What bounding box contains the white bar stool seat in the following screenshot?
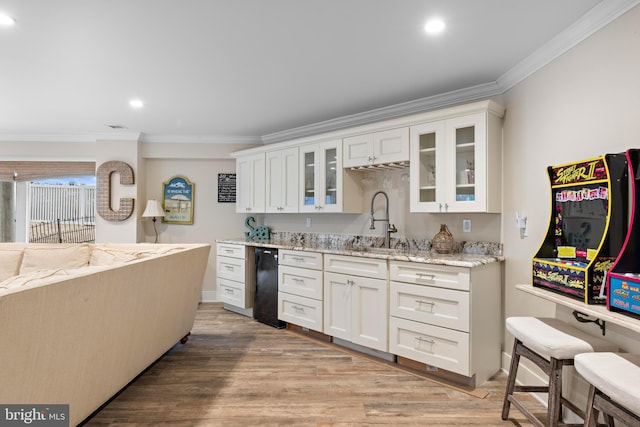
[502,317,618,427]
[574,352,640,426]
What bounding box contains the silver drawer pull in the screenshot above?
[415,336,436,353]
[224,265,235,271]
[292,277,305,283]
[415,299,435,308]
[293,256,306,262]
[292,305,306,313]
[224,249,234,253]
[224,288,234,294]
[416,272,435,280]
[347,279,355,286]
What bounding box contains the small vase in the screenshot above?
[432,224,454,254]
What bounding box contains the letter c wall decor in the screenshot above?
[96,160,135,221]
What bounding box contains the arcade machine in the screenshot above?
[608,149,640,317]
[532,153,628,304]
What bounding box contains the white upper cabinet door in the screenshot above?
[236,152,265,213]
[343,127,409,168]
[409,121,446,213]
[409,105,502,213]
[266,147,298,213]
[372,127,409,165]
[299,140,344,213]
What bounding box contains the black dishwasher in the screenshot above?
[254,247,285,328]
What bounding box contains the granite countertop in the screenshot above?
[217,232,504,268]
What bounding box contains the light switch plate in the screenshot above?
[462,219,471,233]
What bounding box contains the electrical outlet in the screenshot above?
[463,219,471,233]
[306,217,312,228]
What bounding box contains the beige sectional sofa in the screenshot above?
[0,242,210,426]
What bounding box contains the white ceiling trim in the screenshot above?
[263,0,640,145]
[140,134,262,145]
[497,0,640,91]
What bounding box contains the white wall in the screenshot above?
[502,3,640,350]
[499,4,640,411]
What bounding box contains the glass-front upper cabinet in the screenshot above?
[410,107,502,213]
[299,140,343,213]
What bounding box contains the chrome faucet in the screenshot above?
[369,190,398,248]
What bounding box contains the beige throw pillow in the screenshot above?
[0,249,24,281]
[20,244,92,274]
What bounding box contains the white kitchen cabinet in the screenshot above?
[388,260,500,386]
[266,147,298,213]
[236,152,265,213]
[409,103,503,213]
[299,140,361,213]
[216,242,254,310]
[343,127,409,168]
[278,250,323,332]
[323,254,388,352]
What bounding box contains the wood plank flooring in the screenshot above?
[83,303,546,426]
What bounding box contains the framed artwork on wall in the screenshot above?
[162,175,194,224]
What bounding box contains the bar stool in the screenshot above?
[574,352,640,427]
[502,317,618,427]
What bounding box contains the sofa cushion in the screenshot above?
[0,249,23,281]
[20,244,92,274]
[89,247,150,266]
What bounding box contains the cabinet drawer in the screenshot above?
[217,255,246,282]
[216,242,245,259]
[390,281,469,332]
[217,278,251,308]
[390,261,469,291]
[389,316,470,376]
[324,254,387,279]
[279,265,323,300]
[279,250,323,270]
[278,292,323,333]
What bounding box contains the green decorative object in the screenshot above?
[244,216,270,241]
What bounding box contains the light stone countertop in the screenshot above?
[217,232,504,269]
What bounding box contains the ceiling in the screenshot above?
[0,0,633,144]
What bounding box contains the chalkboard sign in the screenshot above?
[218,173,236,203]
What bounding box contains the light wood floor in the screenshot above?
[83,303,545,426]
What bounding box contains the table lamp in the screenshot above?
[142,199,165,243]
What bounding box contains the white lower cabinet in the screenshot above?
[388,260,500,386]
[278,250,324,332]
[216,242,253,309]
[323,254,388,352]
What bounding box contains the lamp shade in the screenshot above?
[142,200,165,218]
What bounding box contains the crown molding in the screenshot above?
[263,0,639,145]
[497,0,640,91]
[0,134,98,143]
[261,82,502,145]
[140,133,262,144]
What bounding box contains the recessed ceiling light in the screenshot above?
[424,18,445,35]
[0,12,15,26]
[129,99,144,109]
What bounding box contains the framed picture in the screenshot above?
[162,175,194,224]
[217,173,236,203]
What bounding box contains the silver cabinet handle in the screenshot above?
[224,249,234,253]
[224,265,234,271]
[415,299,435,308]
[292,305,306,313]
[292,277,304,283]
[416,272,435,280]
[224,288,234,294]
[444,203,449,211]
[347,279,355,286]
[414,336,436,353]
[293,256,305,262]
